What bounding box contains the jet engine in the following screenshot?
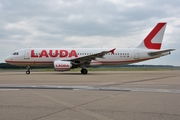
[54,61,72,71]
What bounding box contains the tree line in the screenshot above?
[0,63,174,69]
[0,63,53,69]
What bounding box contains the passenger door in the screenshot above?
[134,49,139,59]
[24,48,30,59]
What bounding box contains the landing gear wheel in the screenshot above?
[26,70,30,74]
[26,66,31,74]
[81,69,88,74]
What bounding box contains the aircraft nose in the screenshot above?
[5,56,12,63]
[5,57,8,63]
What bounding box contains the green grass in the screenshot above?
[1,67,180,72]
[70,67,180,71]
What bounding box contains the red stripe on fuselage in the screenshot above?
[6,58,153,66]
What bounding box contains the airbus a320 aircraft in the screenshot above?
[5,22,175,74]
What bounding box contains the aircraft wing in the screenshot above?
[148,49,175,56]
[69,48,116,63]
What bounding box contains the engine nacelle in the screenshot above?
[54,61,72,71]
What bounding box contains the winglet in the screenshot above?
[110,48,116,54]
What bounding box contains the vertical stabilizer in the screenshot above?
[137,22,166,50]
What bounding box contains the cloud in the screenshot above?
[0,0,180,65]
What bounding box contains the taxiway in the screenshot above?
[0,71,180,120]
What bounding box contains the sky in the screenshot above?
[0,0,180,66]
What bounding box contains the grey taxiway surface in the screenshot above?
[0,70,180,120]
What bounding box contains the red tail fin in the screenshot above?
[138,22,166,50]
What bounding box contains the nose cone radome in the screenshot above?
[5,56,12,63]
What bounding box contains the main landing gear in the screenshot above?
[26,66,31,74]
[81,68,88,74]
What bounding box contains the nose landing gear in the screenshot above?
[26,66,31,74]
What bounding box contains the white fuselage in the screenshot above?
[5,48,157,67]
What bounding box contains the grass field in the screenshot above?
[1,67,180,72]
[40,67,180,72]
[73,67,180,71]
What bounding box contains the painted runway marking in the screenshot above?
[0,85,180,93]
[0,89,19,91]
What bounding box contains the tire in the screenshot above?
[81,69,88,74]
[26,70,30,74]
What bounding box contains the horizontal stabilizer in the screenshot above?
[148,49,175,56]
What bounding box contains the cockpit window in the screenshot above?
[12,52,19,55]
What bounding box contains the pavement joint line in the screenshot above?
[100,75,180,87]
[28,90,126,120]
[82,108,180,118]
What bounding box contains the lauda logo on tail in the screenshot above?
[138,22,166,50]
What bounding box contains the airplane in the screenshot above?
[5,22,175,74]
